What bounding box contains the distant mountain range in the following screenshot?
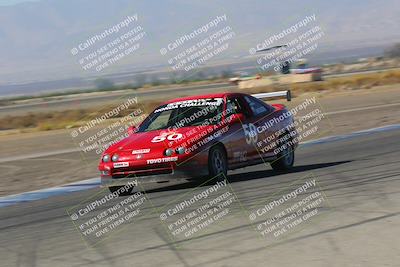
[0,0,399,86]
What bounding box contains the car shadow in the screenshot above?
[144,160,352,194]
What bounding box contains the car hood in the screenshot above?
[105,126,213,154]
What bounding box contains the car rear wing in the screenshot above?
[252,90,291,101]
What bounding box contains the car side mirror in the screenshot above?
[127,125,138,135]
[229,113,245,124]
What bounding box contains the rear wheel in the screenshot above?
[270,142,295,171]
[208,145,228,182]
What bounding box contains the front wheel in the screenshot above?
[270,144,295,171]
[208,145,228,182]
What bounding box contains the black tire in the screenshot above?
[208,145,228,182]
[108,186,132,196]
[270,142,295,171]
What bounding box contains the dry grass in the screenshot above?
[2,70,400,132]
[247,69,400,95]
[0,101,161,131]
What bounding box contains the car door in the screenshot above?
[242,95,278,160]
[224,95,255,167]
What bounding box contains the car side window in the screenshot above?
[227,97,248,116]
[244,96,271,117]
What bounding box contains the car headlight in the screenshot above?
[176,147,185,154]
[102,154,110,162]
[111,154,119,162]
[164,148,174,156]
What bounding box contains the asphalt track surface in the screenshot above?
[1,128,399,266]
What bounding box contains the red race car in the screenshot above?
[99,90,298,193]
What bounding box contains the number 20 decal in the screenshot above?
[151,133,183,143]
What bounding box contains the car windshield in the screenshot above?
[138,98,224,132]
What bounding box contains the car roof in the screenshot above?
[162,92,247,105]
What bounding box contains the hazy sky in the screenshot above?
[0,0,39,6]
[0,0,398,88]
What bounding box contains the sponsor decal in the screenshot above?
[113,162,129,168]
[132,149,151,154]
[147,157,178,165]
[154,98,223,113]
